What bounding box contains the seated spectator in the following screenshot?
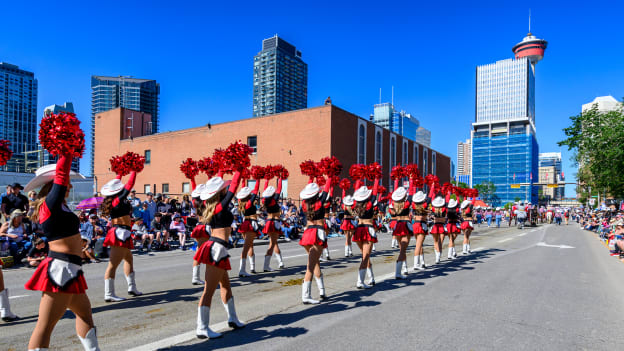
[169,213,187,250]
[151,213,170,247]
[81,237,100,263]
[0,209,29,260]
[26,238,47,267]
[133,217,153,252]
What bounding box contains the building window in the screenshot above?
[358,124,366,164]
[403,141,408,165]
[414,145,419,166]
[247,136,257,153]
[182,182,190,194]
[375,131,382,165]
[144,150,151,164]
[432,151,437,175]
[390,136,396,168]
[162,183,169,194]
[422,148,428,176]
[144,184,151,194]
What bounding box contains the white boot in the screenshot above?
[238,259,251,277]
[402,261,409,275]
[302,281,319,304]
[104,279,126,302]
[356,269,371,289]
[435,251,441,264]
[391,238,398,248]
[366,267,375,286]
[196,306,222,339]
[263,255,274,272]
[276,253,285,269]
[395,261,407,279]
[413,255,421,271]
[467,244,472,253]
[372,243,376,252]
[126,272,142,296]
[223,297,245,329]
[447,247,454,259]
[462,244,468,254]
[344,245,349,257]
[324,248,331,260]
[0,289,18,321]
[249,255,256,273]
[315,274,327,300]
[348,244,353,257]
[77,327,100,351]
[420,254,426,268]
[192,265,205,285]
[452,247,457,258]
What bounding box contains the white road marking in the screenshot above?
[536,242,575,249]
[473,247,485,251]
[8,294,29,299]
[127,321,229,351]
[517,233,527,237]
[498,238,514,243]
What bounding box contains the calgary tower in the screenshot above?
[511,16,548,72]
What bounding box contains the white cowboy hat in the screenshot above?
[432,196,445,208]
[353,186,372,202]
[101,179,125,197]
[24,163,85,193]
[200,177,227,200]
[300,183,320,200]
[343,195,354,206]
[413,191,426,203]
[496,207,501,211]
[461,200,471,209]
[236,186,252,200]
[191,183,206,198]
[262,186,276,198]
[447,199,458,208]
[391,187,407,202]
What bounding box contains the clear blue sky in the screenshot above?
[2,1,623,196]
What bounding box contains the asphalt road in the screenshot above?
[3,222,624,350]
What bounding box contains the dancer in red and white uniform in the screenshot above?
[389,181,415,279]
[352,176,380,289]
[0,261,18,322]
[461,198,476,254]
[444,194,461,259]
[261,176,285,271]
[194,172,245,339]
[190,182,208,285]
[430,193,447,264]
[411,190,430,270]
[299,179,333,304]
[25,155,100,350]
[101,168,143,302]
[341,195,356,257]
[236,179,261,277]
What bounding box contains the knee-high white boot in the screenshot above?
[447,247,454,259]
[348,244,353,256]
[239,259,251,277]
[323,248,331,260]
[344,245,349,257]
[391,237,398,248]
[302,281,319,304]
[104,279,125,302]
[315,274,327,300]
[466,243,472,253]
[413,255,421,270]
[275,253,284,269]
[395,261,407,279]
[372,243,377,252]
[78,327,100,351]
[249,255,256,273]
[223,297,245,329]
[356,269,371,289]
[402,261,408,275]
[263,255,274,272]
[126,272,142,296]
[420,254,426,268]
[196,306,222,339]
[435,250,441,263]
[366,267,375,286]
[0,288,18,321]
[192,265,205,285]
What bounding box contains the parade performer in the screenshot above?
[389,166,406,249]
[25,112,100,350]
[410,170,430,270]
[351,163,380,289]
[236,165,264,277]
[460,189,478,254]
[0,139,18,323]
[194,142,249,339]
[181,158,209,285]
[429,180,447,264]
[261,165,287,271]
[388,168,415,279]
[444,187,461,259]
[339,178,355,257]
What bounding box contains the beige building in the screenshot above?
[457,139,471,176]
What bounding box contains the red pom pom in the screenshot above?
[378,185,387,195]
[39,112,85,158]
[349,164,365,180]
[404,164,420,180]
[212,148,231,175]
[240,168,251,181]
[122,152,145,173]
[264,165,276,180]
[425,174,439,186]
[109,155,129,176]
[273,164,289,179]
[180,158,199,180]
[330,175,340,186]
[220,141,253,172]
[412,175,425,188]
[250,165,266,180]
[198,157,219,178]
[316,176,326,187]
[300,160,318,181]
[339,178,351,191]
[0,140,13,166]
[391,165,405,180]
[365,162,382,181]
[319,156,343,177]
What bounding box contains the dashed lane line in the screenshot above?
[498,238,514,243]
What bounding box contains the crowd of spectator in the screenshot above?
[579,207,624,259]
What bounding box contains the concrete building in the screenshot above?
[93,105,451,198]
[538,152,564,202]
[457,139,471,183]
[253,35,307,117]
[0,62,38,173]
[40,102,80,173]
[582,96,621,113]
[471,31,547,205]
[415,126,431,148]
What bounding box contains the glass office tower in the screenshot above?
[91,76,159,174]
[253,35,308,117]
[372,102,420,140]
[0,62,38,172]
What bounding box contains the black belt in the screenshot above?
[307,225,324,230]
[358,224,375,228]
[208,236,231,249]
[48,250,82,266]
[393,219,411,223]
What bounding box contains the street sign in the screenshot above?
[547,184,558,188]
[510,184,521,189]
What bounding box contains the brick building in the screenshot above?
[93,105,451,198]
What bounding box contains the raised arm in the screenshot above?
[319,177,332,206]
[113,171,136,207]
[191,177,197,191]
[216,171,241,213]
[45,154,73,212]
[370,178,379,204]
[273,178,283,201]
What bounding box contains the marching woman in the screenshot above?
[460,190,478,254]
[189,183,208,285]
[25,112,100,350]
[388,180,415,279]
[444,190,461,259]
[299,178,333,304]
[261,169,286,272]
[430,192,446,264]
[411,189,430,270]
[101,153,144,302]
[236,170,262,277]
[0,139,18,323]
[340,194,356,257]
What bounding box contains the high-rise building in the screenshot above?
[253,35,308,117]
[538,152,564,201]
[582,96,621,113]
[372,102,420,140]
[457,139,471,179]
[41,102,80,173]
[90,76,159,174]
[415,126,431,147]
[471,31,547,205]
[0,62,38,172]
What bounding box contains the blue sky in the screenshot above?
[2,1,623,196]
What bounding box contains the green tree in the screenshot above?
[558,100,624,198]
[474,181,497,204]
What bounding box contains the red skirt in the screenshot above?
[353,225,378,243]
[446,223,461,234]
[240,219,260,236]
[103,226,134,249]
[262,220,281,234]
[340,219,356,231]
[461,221,474,231]
[25,257,88,294]
[190,224,210,239]
[299,226,327,248]
[430,223,446,234]
[391,220,413,237]
[194,239,231,270]
[413,222,428,235]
